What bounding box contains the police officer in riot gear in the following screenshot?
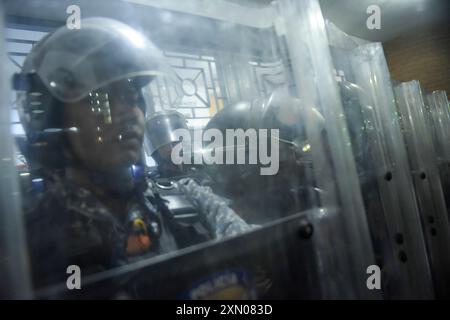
[144,110,256,240]
[145,110,203,180]
[144,110,208,236]
[205,87,325,224]
[14,17,253,293]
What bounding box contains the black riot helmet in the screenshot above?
[203,99,262,197]
[13,17,181,172]
[204,87,325,188]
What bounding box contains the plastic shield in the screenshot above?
[425,91,450,215]
[0,4,32,299]
[3,0,383,299]
[276,0,377,299]
[394,81,450,298]
[326,22,434,299]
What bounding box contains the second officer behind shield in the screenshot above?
[145,110,198,180]
[15,17,253,293]
[144,110,257,241]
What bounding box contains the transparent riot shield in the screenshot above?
[0,3,32,299]
[274,0,377,299]
[425,91,450,215]
[393,81,450,298]
[3,0,377,299]
[324,22,434,298]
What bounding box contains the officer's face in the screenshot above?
[63,80,145,170]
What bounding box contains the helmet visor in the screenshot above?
[23,17,181,103]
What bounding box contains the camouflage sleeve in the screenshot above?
[175,178,259,239]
